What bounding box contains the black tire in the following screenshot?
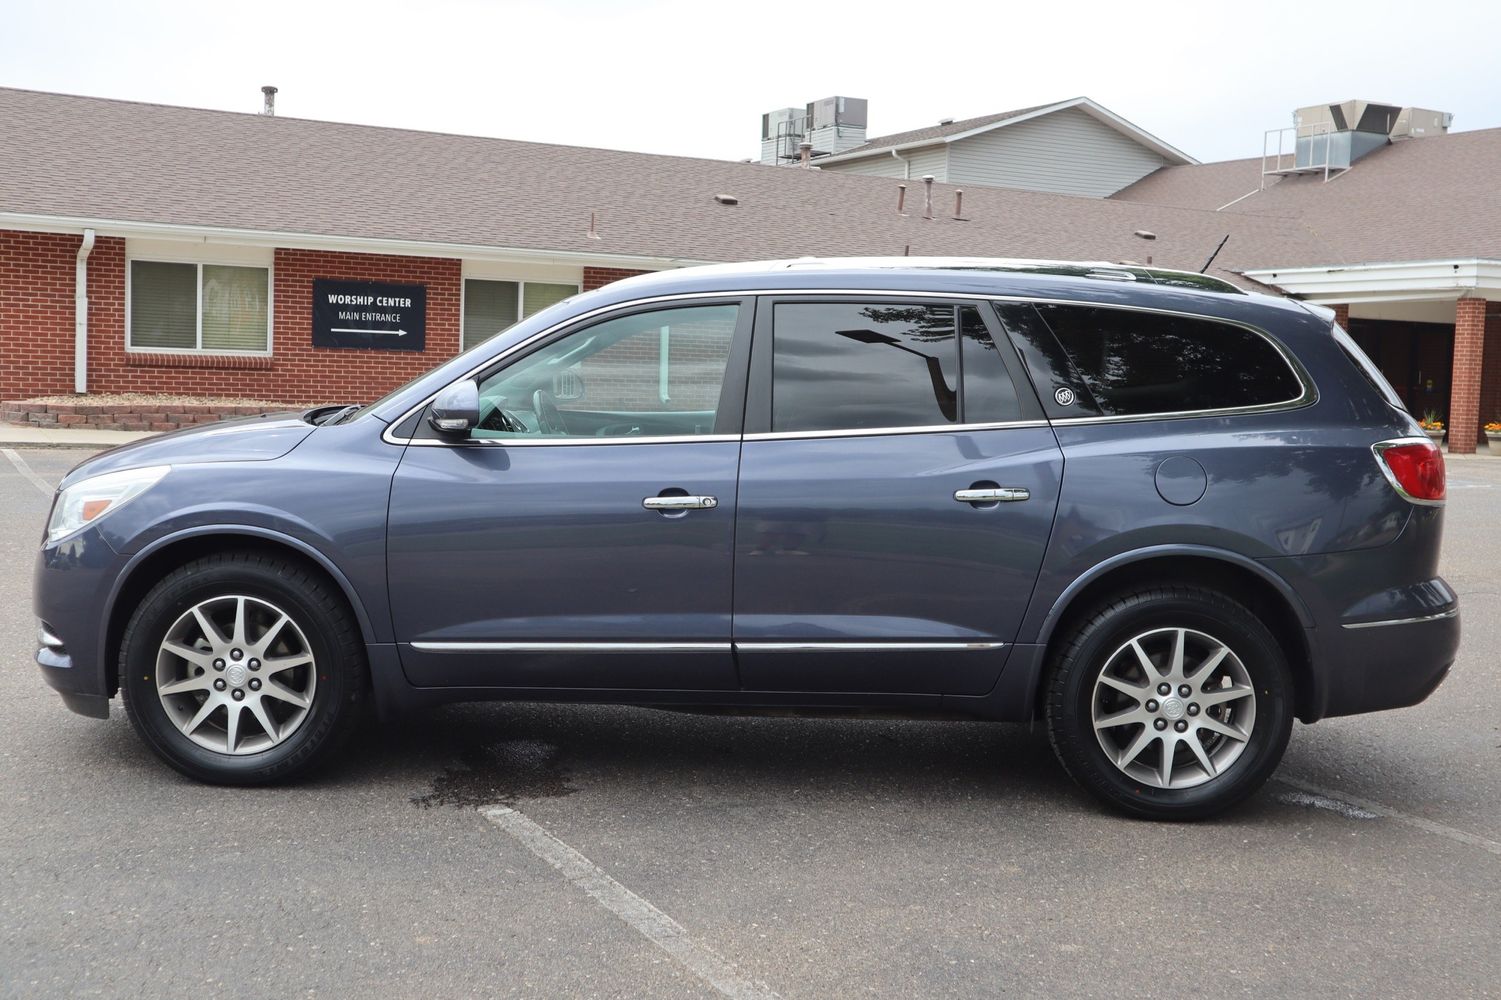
[1045,585,1293,820]
[121,550,366,785]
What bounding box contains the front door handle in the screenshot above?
[643,495,718,511]
[954,487,1030,503]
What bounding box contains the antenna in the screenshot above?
[1200,234,1230,273]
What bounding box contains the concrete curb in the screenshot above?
[0,426,157,449]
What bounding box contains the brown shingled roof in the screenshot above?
[0,87,1322,281]
[1112,128,1501,264]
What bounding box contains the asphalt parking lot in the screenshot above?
[3,446,1499,1000]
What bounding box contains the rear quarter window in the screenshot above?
[1033,304,1305,417]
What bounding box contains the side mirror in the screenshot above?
[429,380,479,436]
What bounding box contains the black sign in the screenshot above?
[312,279,426,351]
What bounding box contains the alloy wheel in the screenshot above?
[1090,626,1256,789]
[154,594,318,755]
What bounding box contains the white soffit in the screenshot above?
[1244,259,1501,305]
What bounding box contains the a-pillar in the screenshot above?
[1450,297,1488,455]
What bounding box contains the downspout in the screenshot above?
[889,147,910,179]
[74,228,95,394]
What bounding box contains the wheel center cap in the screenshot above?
[1162,697,1186,720]
[226,662,248,687]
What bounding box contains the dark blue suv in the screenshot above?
[32,259,1459,818]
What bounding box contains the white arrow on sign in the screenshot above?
[330,328,408,336]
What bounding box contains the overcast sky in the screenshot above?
[6,0,1500,165]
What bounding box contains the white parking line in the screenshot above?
[2,448,54,496]
[1277,776,1501,857]
[480,805,782,1000]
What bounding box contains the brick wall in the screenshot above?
[84,248,462,404]
[1,230,654,409]
[582,266,652,291]
[0,230,124,400]
[1450,297,1488,454]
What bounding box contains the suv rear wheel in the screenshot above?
[120,551,365,784]
[1045,585,1293,819]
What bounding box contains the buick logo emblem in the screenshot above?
[1054,386,1076,406]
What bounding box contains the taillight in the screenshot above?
[1373,439,1446,505]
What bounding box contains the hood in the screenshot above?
[58,411,316,489]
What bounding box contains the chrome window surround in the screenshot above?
[382,289,1318,447]
[1371,437,1447,508]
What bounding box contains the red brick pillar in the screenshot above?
[1331,304,1350,329]
[1450,298,1488,455]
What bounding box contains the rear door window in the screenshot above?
[1032,303,1305,417]
[768,302,1026,433]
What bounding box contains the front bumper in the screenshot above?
[33,523,126,719]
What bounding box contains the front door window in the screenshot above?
[472,304,740,440]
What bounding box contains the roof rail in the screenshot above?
[779,257,1246,294]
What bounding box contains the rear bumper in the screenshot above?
[1314,604,1459,718]
[1262,505,1458,721]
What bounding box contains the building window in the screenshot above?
[128,260,270,353]
[462,279,579,351]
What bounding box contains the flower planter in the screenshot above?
[1424,428,1446,443]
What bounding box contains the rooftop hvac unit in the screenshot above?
[806,96,868,131]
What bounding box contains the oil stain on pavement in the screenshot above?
[412,737,578,809]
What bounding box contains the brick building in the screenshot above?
[3,88,1500,449]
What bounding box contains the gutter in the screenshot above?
[1,212,706,272]
[74,229,95,393]
[890,148,910,179]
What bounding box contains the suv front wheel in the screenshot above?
[120,551,365,784]
[1045,585,1294,819]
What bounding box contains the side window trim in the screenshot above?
[746,294,1045,439]
[407,296,755,446]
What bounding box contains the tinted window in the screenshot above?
[772,303,959,432]
[1034,304,1303,416]
[472,304,738,439]
[959,306,1022,423]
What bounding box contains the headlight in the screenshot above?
[46,465,171,544]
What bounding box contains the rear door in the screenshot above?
[732,296,1064,695]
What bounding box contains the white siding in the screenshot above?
[945,108,1166,197]
[820,145,948,181]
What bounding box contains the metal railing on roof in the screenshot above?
[1262,122,1344,187]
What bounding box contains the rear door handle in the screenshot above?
[954,487,1030,503]
[643,495,718,511]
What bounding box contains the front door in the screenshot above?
[388,299,751,690]
[733,297,1063,695]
